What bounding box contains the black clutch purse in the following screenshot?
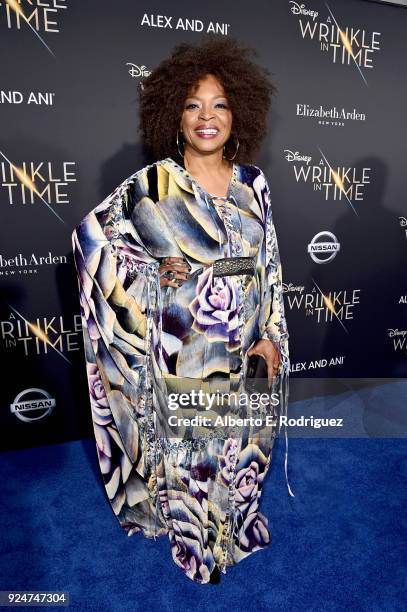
[245,353,271,395]
[246,353,269,380]
[212,256,256,277]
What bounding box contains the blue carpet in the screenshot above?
[0,408,406,610]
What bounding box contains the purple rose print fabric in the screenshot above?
[72,156,292,584]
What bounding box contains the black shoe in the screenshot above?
[209,565,221,584]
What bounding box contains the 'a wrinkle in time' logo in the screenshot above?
[0,0,67,32]
[0,0,67,57]
[289,1,381,83]
[284,148,370,210]
[283,281,360,330]
[0,156,76,223]
[387,329,407,355]
[1,307,81,361]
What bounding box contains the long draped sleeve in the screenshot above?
[254,167,294,497]
[257,171,290,364]
[71,172,168,536]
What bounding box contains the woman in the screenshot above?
[72,36,293,585]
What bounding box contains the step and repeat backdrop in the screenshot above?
[0,0,406,451]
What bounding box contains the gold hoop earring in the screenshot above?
[176,129,185,158]
[223,135,240,161]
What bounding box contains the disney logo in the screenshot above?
[283,282,305,293]
[289,2,319,21]
[126,63,151,78]
[284,149,312,165]
[387,329,407,338]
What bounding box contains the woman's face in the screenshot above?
[180,73,233,157]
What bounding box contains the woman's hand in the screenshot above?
[159,256,191,289]
[247,338,281,387]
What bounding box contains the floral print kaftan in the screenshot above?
[72,156,293,584]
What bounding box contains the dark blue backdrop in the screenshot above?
[0,0,406,451]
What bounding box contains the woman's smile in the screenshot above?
[194,127,220,139]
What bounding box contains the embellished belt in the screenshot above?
[212,255,256,277]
